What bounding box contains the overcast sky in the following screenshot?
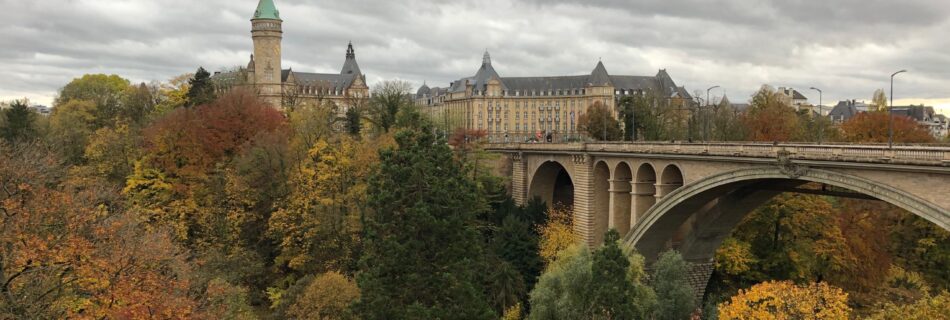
[2,0,949,113]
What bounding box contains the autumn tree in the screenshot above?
[82,123,141,184]
[1,100,37,143]
[269,136,378,275]
[872,89,888,112]
[0,142,199,319]
[288,272,360,320]
[840,112,935,143]
[742,85,800,141]
[56,74,131,127]
[717,281,851,320]
[153,73,192,116]
[47,99,98,163]
[578,101,623,141]
[538,206,578,265]
[122,82,156,124]
[866,291,950,320]
[201,278,258,320]
[187,67,216,107]
[139,89,286,183]
[357,128,494,319]
[709,98,746,141]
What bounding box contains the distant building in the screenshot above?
[777,87,809,111]
[212,0,369,109]
[719,95,749,113]
[28,104,51,116]
[828,100,947,138]
[891,105,947,138]
[828,100,874,123]
[415,52,692,141]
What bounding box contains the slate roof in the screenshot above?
[426,53,689,99]
[890,106,936,122]
[589,61,611,86]
[829,102,860,120]
[340,42,362,76]
[290,71,360,91]
[502,75,590,92]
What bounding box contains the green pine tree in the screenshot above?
[357,128,495,320]
[1,100,37,143]
[590,229,636,319]
[187,67,216,107]
[493,214,544,299]
[652,250,695,320]
[345,106,362,136]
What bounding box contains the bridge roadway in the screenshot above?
[488,141,950,299]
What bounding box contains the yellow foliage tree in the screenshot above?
[718,281,851,320]
[287,272,360,320]
[537,206,578,265]
[715,237,757,276]
[865,291,950,320]
[268,136,380,273]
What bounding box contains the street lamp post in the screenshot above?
[706,86,720,142]
[889,70,907,148]
[809,87,823,144]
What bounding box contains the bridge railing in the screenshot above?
[488,142,950,166]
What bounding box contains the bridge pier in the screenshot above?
[686,261,716,304]
[608,179,633,237]
[510,153,527,205]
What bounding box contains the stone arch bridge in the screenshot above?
[488,142,950,298]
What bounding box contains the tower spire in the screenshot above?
[253,0,281,20]
[346,41,355,59]
[482,50,491,67]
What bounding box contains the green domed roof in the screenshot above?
[253,0,281,20]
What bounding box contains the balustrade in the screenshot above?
[487,142,950,166]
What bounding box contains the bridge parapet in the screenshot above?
[488,142,950,166]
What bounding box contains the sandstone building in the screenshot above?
[213,0,369,109]
[415,52,692,141]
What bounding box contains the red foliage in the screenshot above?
[448,127,488,148]
[840,112,935,144]
[143,89,287,178]
[741,104,800,142]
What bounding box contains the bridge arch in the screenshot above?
[528,161,575,209]
[658,164,685,197]
[610,162,634,237]
[633,163,658,226]
[592,161,612,245]
[626,166,950,262]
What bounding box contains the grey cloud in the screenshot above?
[0,0,948,108]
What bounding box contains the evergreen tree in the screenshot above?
[345,106,362,136]
[589,230,636,319]
[357,128,494,320]
[187,67,216,107]
[1,100,36,143]
[492,215,544,298]
[652,250,695,320]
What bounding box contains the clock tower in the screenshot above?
[251,0,283,107]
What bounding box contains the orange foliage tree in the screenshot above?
[839,112,935,144]
[741,86,800,142]
[718,281,851,320]
[0,143,198,319]
[141,89,288,182]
